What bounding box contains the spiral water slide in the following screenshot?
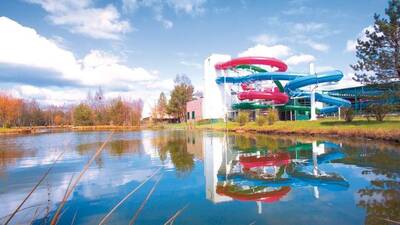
[215,57,351,114]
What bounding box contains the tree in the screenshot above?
[108,98,129,126]
[73,103,93,126]
[0,94,22,128]
[167,74,194,122]
[351,0,400,84]
[157,92,168,119]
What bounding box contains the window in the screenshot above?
[187,112,190,120]
[192,111,195,119]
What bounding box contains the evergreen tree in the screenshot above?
[351,0,400,84]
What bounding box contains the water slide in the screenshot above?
[215,57,351,114]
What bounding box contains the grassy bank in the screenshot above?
[0,125,142,135]
[168,117,400,143]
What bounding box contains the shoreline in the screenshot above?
[1,119,400,144]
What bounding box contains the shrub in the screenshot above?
[366,104,393,122]
[237,111,249,126]
[341,107,354,122]
[256,114,267,126]
[267,109,279,125]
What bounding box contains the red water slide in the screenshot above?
[238,87,289,104]
[215,57,289,104]
[215,56,288,72]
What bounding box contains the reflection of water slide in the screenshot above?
[203,134,349,214]
[239,153,291,169]
[216,184,291,203]
[215,57,351,114]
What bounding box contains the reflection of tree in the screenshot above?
[150,132,194,175]
[75,139,143,167]
[338,148,400,225]
[0,143,36,174]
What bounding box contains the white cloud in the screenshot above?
[155,14,174,29]
[304,40,330,52]
[167,0,207,14]
[285,54,315,65]
[121,0,207,29]
[315,66,335,72]
[25,0,131,39]
[238,44,291,58]
[293,22,326,32]
[346,40,357,52]
[0,17,172,116]
[250,34,277,45]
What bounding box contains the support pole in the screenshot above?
[310,63,317,121]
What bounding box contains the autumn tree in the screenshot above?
[157,92,168,119]
[73,103,93,126]
[128,99,143,126]
[0,94,22,128]
[167,74,194,122]
[108,98,129,126]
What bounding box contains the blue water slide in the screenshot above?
[215,72,302,84]
[284,70,351,114]
[215,70,351,114]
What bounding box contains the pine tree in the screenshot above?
[351,0,400,84]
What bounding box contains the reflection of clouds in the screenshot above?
[78,168,155,199]
[0,173,71,222]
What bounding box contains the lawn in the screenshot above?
[167,116,400,142]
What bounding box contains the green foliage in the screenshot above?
[109,98,128,126]
[366,103,394,121]
[256,114,267,126]
[351,0,400,84]
[237,111,249,126]
[167,74,194,122]
[341,107,355,122]
[73,103,93,126]
[267,109,279,125]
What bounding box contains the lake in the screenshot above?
[0,130,399,225]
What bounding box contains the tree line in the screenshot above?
[0,88,143,128]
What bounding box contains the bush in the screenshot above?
[267,109,279,125]
[366,104,393,121]
[237,111,249,126]
[256,114,267,126]
[341,107,354,122]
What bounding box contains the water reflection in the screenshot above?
[203,133,399,221]
[0,131,399,224]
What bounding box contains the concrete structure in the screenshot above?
[186,98,203,121]
[203,54,232,120]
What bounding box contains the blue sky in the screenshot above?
[0,0,387,115]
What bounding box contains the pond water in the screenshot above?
[0,130,399,225]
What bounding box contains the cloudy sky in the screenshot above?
[0,0,387,115]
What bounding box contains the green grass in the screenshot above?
[166,116,400,142]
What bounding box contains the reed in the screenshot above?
[50,131,114,225]
[98,167,162,225]
[4,150,66,225]
[128,174,163,225]
[163,204,189,225]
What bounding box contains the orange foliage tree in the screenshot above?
[0,93,23,128]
